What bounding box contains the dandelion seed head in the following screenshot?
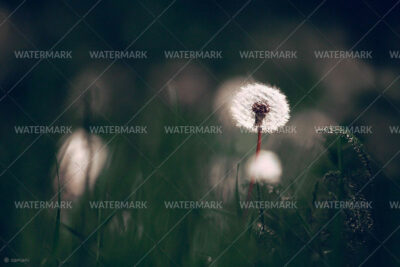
[246,150,282,184]
[230,83,290,133]
[155,62,211,107]
[69,65,136,120]
[55,129,108,200]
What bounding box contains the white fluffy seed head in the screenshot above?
[246,150,282,184]
[55,129,108,200]
[230,83,290,133]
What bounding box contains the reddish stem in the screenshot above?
[256,127,262,157]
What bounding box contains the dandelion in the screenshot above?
[158,63,211,107]
[230,83,290,134]
[230,82,289,201]
[68,66,136,119]
[54,129,108,200]
[246,150,282,184]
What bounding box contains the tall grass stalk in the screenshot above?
[337,138,342,173]
[96,208,102,266]
[246,126,262,201]
[235,163,242,217]
[51,155,61,255]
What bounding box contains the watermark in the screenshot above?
[314,50,372,59]
[389,201,400,209]
[14,201,72,209]
[314,125,373,134]
[89,125,147,134]
[164,201,223,209]
[3,257,30,264]
[314,200,372,209]
[164,125,222,134]
[89,50,147,59]
[239,50,297,59]
[14,50,72,59]
[164,50,222,59]
[239,201,297,209]
[389,50,400,59]
[89,201,148,209]
[14,125,72,134]
[389,125,400,134]
[239,125,297,134]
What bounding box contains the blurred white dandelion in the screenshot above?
[246,150,282,184]
[54,129,108,200]
[152,62,211,107]
[286,110,335,150]
[68,65,136,119]
[230,83,290,133]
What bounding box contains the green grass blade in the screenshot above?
[51,155,61,254]
[235,163,242,217]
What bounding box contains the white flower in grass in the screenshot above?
[246,150,282,184]
[55,129,108,200]
[230,83,290,133]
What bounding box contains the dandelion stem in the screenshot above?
[256,126,262,157]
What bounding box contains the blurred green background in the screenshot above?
[1,0,400,266]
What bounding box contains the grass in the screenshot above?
[3,120,393,266]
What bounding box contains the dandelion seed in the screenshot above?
[230,83,290,133]
[246,150,282,184]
